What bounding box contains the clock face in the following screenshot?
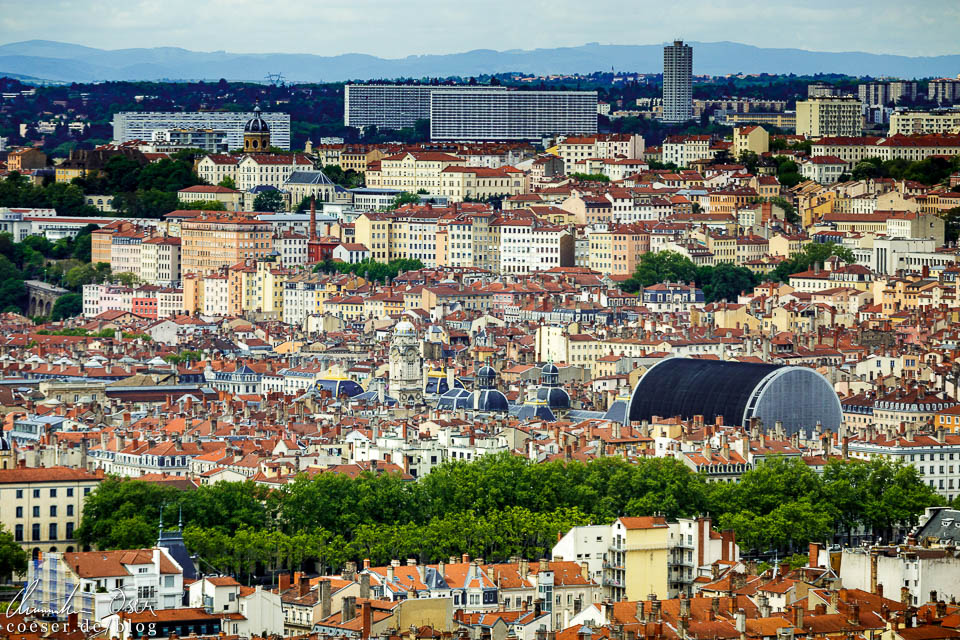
[403,346,418,361]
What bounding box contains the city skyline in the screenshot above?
[2,0,959,59]
[4,1,960,625]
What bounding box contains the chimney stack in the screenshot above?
[848,603,860,626]
[360,600,372,639]
[342,596,357,622]
[320,579,332,619]
[360,572,370,600]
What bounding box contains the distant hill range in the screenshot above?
[0,40,957,83]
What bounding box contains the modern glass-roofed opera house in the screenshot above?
[625,358,842,435]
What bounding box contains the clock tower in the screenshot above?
[389,319,423,405]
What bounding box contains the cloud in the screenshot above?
[1,0,957,58]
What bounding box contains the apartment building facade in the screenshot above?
[343,84,503,130]
[430,90,598,141]
[662,136,713,168]
[439,166,524,202]
[889,110,960,136]
[796,97,863,137]
[663,41,693,123]
[0,466,103,559]
[558,134,645,173]
[140,237,182,286]
[180,214,273,277]
[365,152,466,195]
[113,111,291,149]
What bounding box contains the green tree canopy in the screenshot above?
[569,172,610,182]
[77,452,940,572]
[253,189,285,212]
[773,156,803,188]
[627,250,699,289]
[698,263,759,303]
[618,251,758,302]
[769,242,856,283]
[178,199,226,211]
[388,192,422,210]
[51,293,83,321]
[0,524,28,580]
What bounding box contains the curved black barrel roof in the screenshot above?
[626,357,842,434]
[627,358,781,426]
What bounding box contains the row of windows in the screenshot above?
[16,505,74,517]
[15,487,88,498]
[14,522,74,541]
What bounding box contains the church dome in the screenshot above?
[540,363,560,386]
[394,319,416,336]
[535,385,571,410]
[314,366,363,398]
[476,365,497,389]
[424,370,464,396]
[244,105,270,133]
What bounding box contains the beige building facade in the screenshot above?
[796,97,862,138]
[0,466,102,559]
[180,214,273,277]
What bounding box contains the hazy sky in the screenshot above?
[2,0,958,58]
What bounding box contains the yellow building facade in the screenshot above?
[619,516,670,601]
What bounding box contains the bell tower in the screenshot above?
[389,320,423,405]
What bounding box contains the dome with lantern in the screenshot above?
[244,105,270,133]
[534,362,570,410]
[394,319,416,337]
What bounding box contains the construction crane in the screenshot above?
[264,72,285,87]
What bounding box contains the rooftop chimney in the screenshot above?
[342,595,357,622]
[360,600,372,639]
[360,572,370,600]
[320,579,332,619]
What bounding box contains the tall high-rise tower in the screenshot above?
[663,40,693,123]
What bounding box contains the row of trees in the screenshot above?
[0,153,207,221]
[617,243,856,301]
[767,241,856,283]
[313,258,425,283]
[569,173,610,183]
[848,156,960,187]
[617,250,759,301]
[78,453,943,580]
[181,506,588,580]
[0,172,100,218]
[71,152,204,219]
